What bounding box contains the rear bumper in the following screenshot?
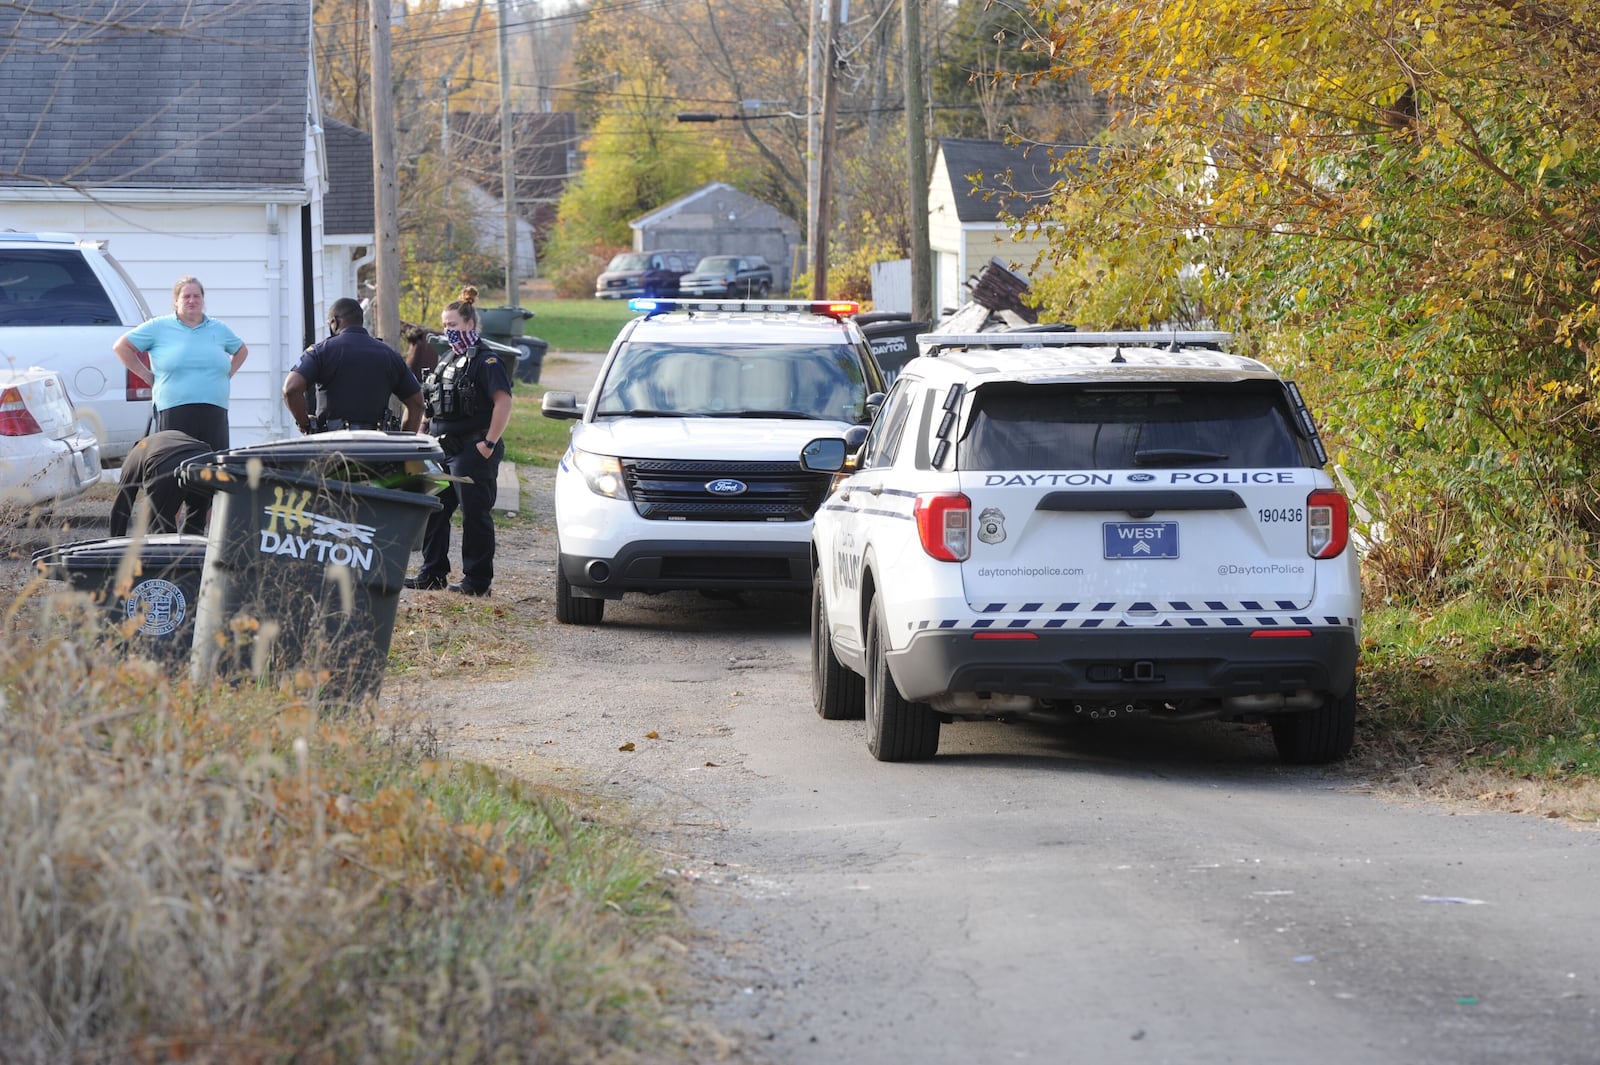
[2,430,102,506]
[889,625,1359,704]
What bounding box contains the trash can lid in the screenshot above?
[33,533,208,573]
[854,311,913,326]
[860,319,927,338]
[203,430,445,468]
[479,305,532,333]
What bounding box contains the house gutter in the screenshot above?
[0,185,307,204]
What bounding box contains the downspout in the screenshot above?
[266,202,285,438]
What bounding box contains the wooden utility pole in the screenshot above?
[369,0,401,346]
[903,0,932,322]
[496,0,519,305]
[812,0,840,299]
[805,0,820,286]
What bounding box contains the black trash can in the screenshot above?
[859,317,927,381]
[32,534,209,668]
[178,431,446,708]
[515,336,548,384]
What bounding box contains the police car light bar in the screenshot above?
[919,330,1234,351]
[630,297,860,320]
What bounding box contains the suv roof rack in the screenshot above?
[922,330,1233,353]
[630,297,859,321]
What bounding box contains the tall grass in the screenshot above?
[0,577,706,1064]
[1361,588,1600,795]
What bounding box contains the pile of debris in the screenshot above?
[933,257,1042,334]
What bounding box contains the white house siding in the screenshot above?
[935,251,962,314]
[3,194,311,447]
[962,226,1050,288]
[927,165,965,313]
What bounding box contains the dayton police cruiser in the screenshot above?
[541,298,886,625]
[801,330,1361,765]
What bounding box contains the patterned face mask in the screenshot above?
[444,326,479,352]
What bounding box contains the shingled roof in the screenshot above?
[0,0,310,190]
[938,138,1060,224]
[323,118,374,236]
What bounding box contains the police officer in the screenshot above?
[283,297,424,434]
[405,287,514,597]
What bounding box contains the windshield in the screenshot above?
[606,253,651,271]
[595,342,871,422]
[696,257,739,272]
[960,382,1310,470]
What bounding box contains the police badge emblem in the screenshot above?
[977,507,1006,545]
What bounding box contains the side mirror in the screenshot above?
[864,391,886,419]
[541,390,583,421]
[799,437,848,473]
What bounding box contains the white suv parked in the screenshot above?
[803,330,1361,764]
[0,233,154,460]
[541,298,886,624]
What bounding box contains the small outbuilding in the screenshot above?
[928,138,1059,315]
[629,183,801,294]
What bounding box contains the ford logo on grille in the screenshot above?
[1127,473,1156,482]
[706,479,748,495]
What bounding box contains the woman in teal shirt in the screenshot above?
[113,275,248,450]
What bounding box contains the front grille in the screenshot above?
[623,459,831,521]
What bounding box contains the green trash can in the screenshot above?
[32,533,209,668]
[178,431,446,708]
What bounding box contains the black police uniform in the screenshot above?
[413,341,514,593]
[108,430,215,536]
[293,325,421,430]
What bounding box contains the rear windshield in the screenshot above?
[596,341,872,423]
[0,249,119,326]
[960,382,1310,470]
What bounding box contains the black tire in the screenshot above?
[756,281,770,298]
[864,597,939,761]
[555,558,604,625]
[812,569,864,720]
[1271,685,1357,764]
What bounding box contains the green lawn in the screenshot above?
[504,386,574,468]
[516,299,635,353]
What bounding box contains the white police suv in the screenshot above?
[541,298,886,624]
[802,330,1361,764]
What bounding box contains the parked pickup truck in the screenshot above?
[678,255,775,298]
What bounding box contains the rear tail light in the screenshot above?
[1306,489,1349,558]
[0,386,43,437]
[126,348,151,401]
[914,492,971,561]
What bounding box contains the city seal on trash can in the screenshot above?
[125,578,188,637]
[258,485,379,569]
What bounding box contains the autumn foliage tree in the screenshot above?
[1020,0,1600,594]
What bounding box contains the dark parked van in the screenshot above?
[594,249,699,300]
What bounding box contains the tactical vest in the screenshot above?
[422,348,482,421]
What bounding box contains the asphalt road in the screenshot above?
[431,350,1600,1065]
